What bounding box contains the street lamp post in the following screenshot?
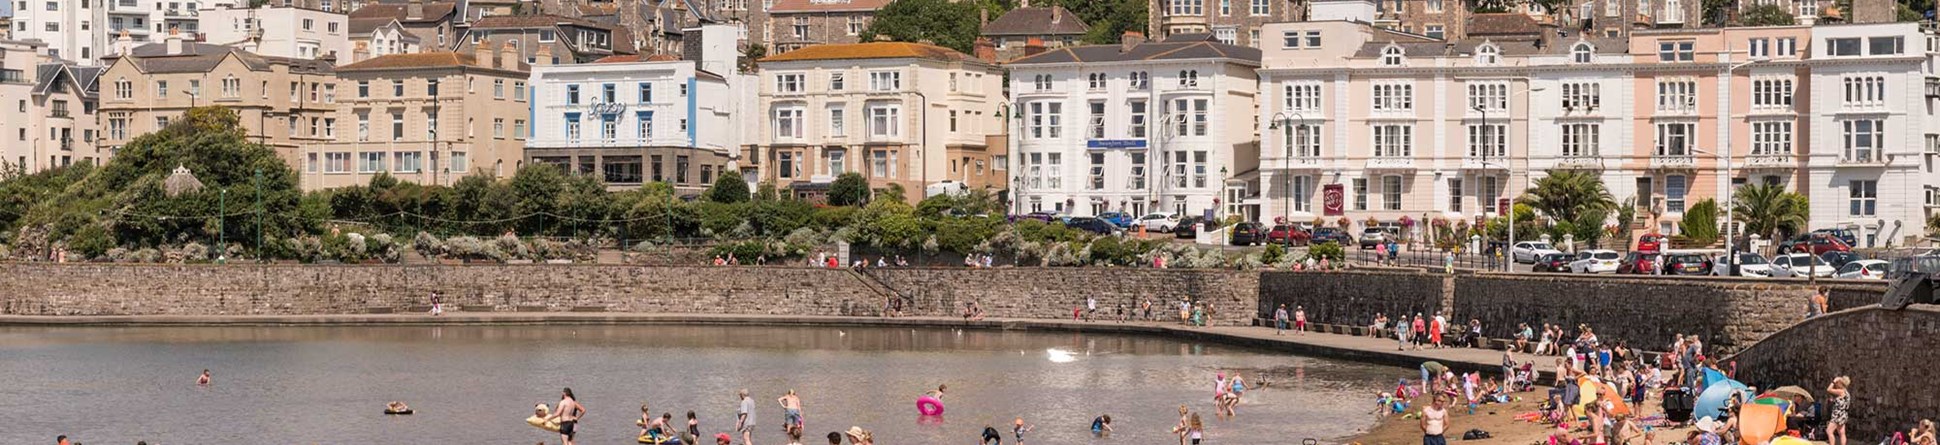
[1471,86,1544,271]
[1718,55,1771,275]
[254,169,263,261]
[217,188,226,263]
[1267,111,1307,228]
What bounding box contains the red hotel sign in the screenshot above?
[1322,184,1345,216]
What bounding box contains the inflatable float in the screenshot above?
[384,408,415,415]
[527,404,562,432]
[915,396,945,416]
[637,433,684,444]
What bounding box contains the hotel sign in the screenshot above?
[1086,139,1148,149]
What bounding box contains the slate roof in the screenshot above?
[768,0,891,13]
[1466,13,1543,37]
[760,41,985,64]
[34,63,104,97]
[1005,33,1261,65]
[981,6,1089,37]
[105,42,334,74]
[349,1,457,23]
[470,14,610,30]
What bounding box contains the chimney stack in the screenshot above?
[475,39,495,69]
[1120,31,1145,53]
[500,41,520,70]
[973,37,997,63]
[534,43,553,66]
[1023,37,1047,58]
[407,0,426,20]
[353,40,371,62]
[115,29,135,56]
[165,27,185,55]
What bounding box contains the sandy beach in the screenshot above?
[1343,385,1698,445]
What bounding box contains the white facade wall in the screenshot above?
[1009,60,1256,219]
[200,6,350,61]
[11,0,206,64]
[1805,23,1930,247]
[529,61,734,152]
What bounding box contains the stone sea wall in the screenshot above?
[1729,305,1940,440]
[0,264,1886,354]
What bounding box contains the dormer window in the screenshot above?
[1475,43,1500,65]
[1380,45,1405,66]
[1572,42,1594,64]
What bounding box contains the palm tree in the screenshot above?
[1517,170,1616,224]
[1731,182,1809,240]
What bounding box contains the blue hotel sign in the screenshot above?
[1086,139,1148,149]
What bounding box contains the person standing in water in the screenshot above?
[196,369,211,385]
[778,389,804,436]
[544,388,586,445]
[1011,417,1035,445]
[736,389,757,445]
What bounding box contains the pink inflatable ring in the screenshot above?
[915,396,945,416]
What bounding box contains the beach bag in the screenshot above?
[1462,429,1492,440]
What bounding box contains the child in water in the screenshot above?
[1013,417,1035,445]
[1091,415,1114,436]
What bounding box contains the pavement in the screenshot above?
[0,312,1541,380]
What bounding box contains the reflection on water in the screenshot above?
[0,325,1409,444]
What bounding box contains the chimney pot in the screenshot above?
[1120,31,1146,53]
[475,40,495,69]
[501,41,520,70]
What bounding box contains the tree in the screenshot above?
[1518,170,1616,225]
[740,43,767,73]
[1731,183,1809,241]
[706,171,751,204]
[860,0,987,53]
[1680,199,1721,246]
[1739,4,1796,26]
[1703,0,1733,25]
[1041,0,1149,44]
[828,172,871,206]
[13,107,308,253]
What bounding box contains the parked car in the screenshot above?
[1616,252,1661,275]
[1358,229,1389,249]
[1778,233,1852,255]
[1711,253,1775,277]
[1265,225,1312,246]
[1064,217,1122,236]
[1097,212,1135,228]
[1835,259,1890,280]
[1134,213,1179,232]
[1533,253,1575,273]
[1568,249,1623,274]
[1229,222,1267,246]
[1819,250,1862,269]
[1310,227,1354,245]
[1174,216,1219,238]
[1635,234,1667,254]
[1661,253,1713,275]
[1887,255,1940,280]
[1770,253,1836,278]
[1007,211,1057,224]
[1510,241,1563,263]
[1811,228,1860,247]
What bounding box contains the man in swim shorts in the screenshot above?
[545,388,586,445]
[778,389,804,435]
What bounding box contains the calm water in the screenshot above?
[0,325,1409,444]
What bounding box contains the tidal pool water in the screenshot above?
[0,324,1409,444]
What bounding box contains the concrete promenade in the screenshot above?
[0,312,1543,381]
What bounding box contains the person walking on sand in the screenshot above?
[736,389,757,445]
[779,390,804,436]
[1412,314,1427,350]
[1396,317,1411,351]
[1273,304,1289,335]
[1421,395,1449,445]
[1294,306,1308,335]
[544,388,586,445]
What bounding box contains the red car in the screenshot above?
[1616,251,1660,275]
[1266,225,1312,246]
[1801,234,1852,255]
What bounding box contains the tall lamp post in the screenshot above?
[217,188,226,263]
[254,168,263,261]
[1473,86,1543,271]
[1267,111,1307,227]
[1717,55,1772,275]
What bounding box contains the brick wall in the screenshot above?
[1730,305,1940,440]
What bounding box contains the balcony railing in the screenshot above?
[1743,153,1795,168]
[1650,153,1697,169]
[1556,155,1603,169]
[1266,155,1326,171]
[1461,155,1508,171]
[1367,157,1416,170]
[1838,152,1888,166]
[164,8,198,18]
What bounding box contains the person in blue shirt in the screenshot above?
[1090,415,1113,436]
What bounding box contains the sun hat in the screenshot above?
[1695,417,1722,433]
[845,426,870,439]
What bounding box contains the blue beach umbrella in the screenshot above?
[1693,377,1750,420]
